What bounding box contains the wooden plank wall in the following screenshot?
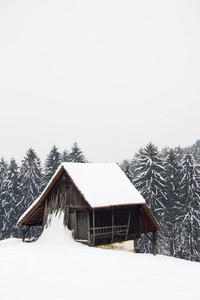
[76,212,89,240]
[45,176,90,210]
[41,174,90,237]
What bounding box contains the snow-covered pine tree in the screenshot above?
[163,149,182,257]
[178,152,200,261]
[42,145,61,189]
[132,143,166,253]
[68,142,87,163]
[61,149,71,162]
[174,146,185,164]
[133,143,166,214]
[190,140,200,165]
[6,159,21,238]
[18,148,42,212]
[120,160,134,183]
[17,149,43,239]
[0,158,9,239]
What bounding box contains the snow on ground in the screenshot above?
[1,213,200,300]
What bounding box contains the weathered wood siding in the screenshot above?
[76,212,89,240]
[42,172,89,208]
[41,171,90,239]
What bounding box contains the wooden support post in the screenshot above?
[74,211,77,240]
[66,205,69,227]
[138,207,142,235]
[93,209,95,246]
[153,231,157,256]
[22,227,26,242]
[125,211,131,240]
[87,212,91,246]
[111,208,114,243]
[134,239,138,253]
[22,226,31,242]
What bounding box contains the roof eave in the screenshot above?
[142,204,161,231]
[17,166,65,226]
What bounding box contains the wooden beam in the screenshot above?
[143,204,161,231]
[125,211,131,240]
[22,228,25,242]
[145,232,157,255]
[153,231,157,256]
[74,211,77,240]
[134,239,139,253]
[111,208,114,243]
[69,206,90,211]
[93,209,95,246]
[22,226,30,242]
[87,212,91,246]
[138,207,142,234]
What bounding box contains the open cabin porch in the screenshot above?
[75,205,157,254]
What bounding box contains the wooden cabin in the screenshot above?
[17,163,160,252]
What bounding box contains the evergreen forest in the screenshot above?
[0,141,200,262]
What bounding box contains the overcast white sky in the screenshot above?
[1,0,200,164]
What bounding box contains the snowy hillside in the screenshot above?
[1,213,200,300]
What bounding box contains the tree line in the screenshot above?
[0,140,200,262]
[0,142,87,240]
[120,141,200,262]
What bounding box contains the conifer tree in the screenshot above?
[6,159,21,238]
[190,140,200,164]
[163,149,182,256]
[61,149,71,162]
[69,142,87,163]
[16,149,43,239]
[0,158,9,239]
[174,146,184,164]
[132,143,166,253]
[120,160,133,183]
[178,153,200,261]
[133,143,166,214]
[42,145,61,188]
[18,148,42,212]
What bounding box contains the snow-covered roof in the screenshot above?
[62,163,145,207]
[18,163,146,225]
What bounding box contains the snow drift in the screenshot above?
[37,211,77,246]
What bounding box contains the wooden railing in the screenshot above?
[90,225,129,246]
[89,210,131,246]
[91,225,128,236]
